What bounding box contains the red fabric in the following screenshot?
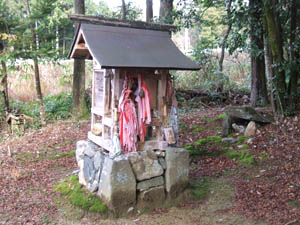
[118,75,138,153]
[135,74,151,142]
[118,73,152,153]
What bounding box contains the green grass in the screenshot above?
[54,175,107,213]
[185,135,224,157]
[189,180,210,200]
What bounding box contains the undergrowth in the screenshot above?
[185,135,255,165]
[10,92,73,121]
[189,179,210,200]
[54,175,107,213]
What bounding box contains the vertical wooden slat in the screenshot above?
[103,69,112,116]
[157,70,168,141]
[91,68,96,130]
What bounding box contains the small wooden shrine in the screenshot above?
[69,15,199,155]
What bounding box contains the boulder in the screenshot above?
[98,156,136,212]
[137,176,164,191]
[165,147,189,198]
[224,106,273,123]
[244,121,256,136]
[232,123,245,134]
[129,151,163,181]
[137,186,165,209]
[222,106,273,136]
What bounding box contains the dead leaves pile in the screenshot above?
[233,116,300,225]
[0,121,89,225]
[179,109,300,224]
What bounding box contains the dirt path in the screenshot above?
[55,177,263,225]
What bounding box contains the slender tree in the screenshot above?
[72,0,88,119]
[287,0,299,108]
[25,0,46,124]
[249,0,268,106]
[122,0,126,20]
[0,40,9,111]
[218,0,232,73]
[146,0,153,22]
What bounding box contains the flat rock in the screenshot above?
[98,157,136,212]
[129,151,163,181]
[165,147,189,198]
[224,106,273,123]
[137,176,164,191]
[221,138,238,144]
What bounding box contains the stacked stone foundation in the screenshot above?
[76,140,190,215]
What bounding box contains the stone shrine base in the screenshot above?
[76,140,190,215]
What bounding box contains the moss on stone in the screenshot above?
[54,175,107,214]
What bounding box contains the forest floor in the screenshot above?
[1,107,300,225]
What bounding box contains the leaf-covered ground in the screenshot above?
[0,108,300,225]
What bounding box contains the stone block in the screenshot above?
[158,157,166,169]
[94,151,105,170]
[137,176,164,191]
[129,151,163,181]
[137,186,165,209]
[76,140,87,167]
[83,155,96,183]
[98,155,136,212]
[165,147,189,198]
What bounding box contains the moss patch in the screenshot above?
[226,150,255,165]
[54,175,107,214]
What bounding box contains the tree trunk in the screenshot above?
[264,20,276,115]
[146,0,153,22]
[250,0,268,107]
[287,0,299,108]
[159,0,173,23]
[1,60,9,112]
[72,0,88,119]
[25,0,46,124]
[122,0,126,20]
[219,0,232,72]
[264,0,286,112]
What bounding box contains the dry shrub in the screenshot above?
[8,60,93,102]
